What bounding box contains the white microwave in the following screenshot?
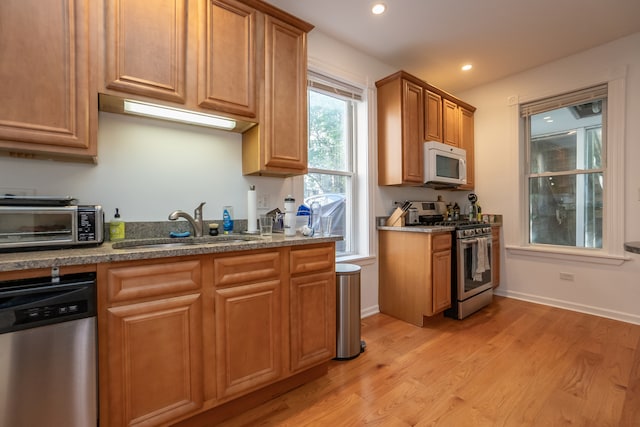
[423,141,467,187]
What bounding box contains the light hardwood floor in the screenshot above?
[218,296,640,426]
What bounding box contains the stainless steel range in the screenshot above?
[405,201,494,319]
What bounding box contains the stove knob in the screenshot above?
[464,229,474,237]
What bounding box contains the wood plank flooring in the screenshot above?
[217,297,640,426]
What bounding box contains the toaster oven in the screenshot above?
[0,198,103,251]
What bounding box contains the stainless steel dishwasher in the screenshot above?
[0,271,97,427]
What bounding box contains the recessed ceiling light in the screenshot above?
[372,3,386,15]
[461,64,473,71]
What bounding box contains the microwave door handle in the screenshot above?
[460,158,467,182]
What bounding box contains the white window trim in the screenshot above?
[505,66,629,266]
[299,57,375,260]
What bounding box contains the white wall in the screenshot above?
[459,32,640,324]
[0,112,289,222]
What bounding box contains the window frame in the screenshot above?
[304,69,363,257]
[506,74,627,265]
[522,86,607,249]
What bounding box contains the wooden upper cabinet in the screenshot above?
[103,0,192,103]
[376,73,424,186]
[0,0,97,161]
[242,14,310,176]
[402,80,425,183]
[424,90,443,143]
[198,0,256,117]
[458,106,475,190]
[443,98,460,147]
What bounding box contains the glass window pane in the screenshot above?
[529,100,603,174]
[308,90,349,172]
[304,173,348,253]
[529,173,603,248]
[530,133,577,173]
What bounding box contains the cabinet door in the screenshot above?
[424,90,443,142]
[262,15,307,172]
[443,99,459,147]
[215,280,282,399]
[402,80,425,183]
[103,0,191,103]
[458,106,475,190]
[0,0,96,160]
[290,271,336,371]
[432,250,452,313]
[106,294,203,426]
[198,0,256,117]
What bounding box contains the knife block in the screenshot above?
[385,207,407,226]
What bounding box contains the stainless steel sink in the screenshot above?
[112,235,262,250]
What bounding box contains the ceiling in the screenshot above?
[268,0,640,94]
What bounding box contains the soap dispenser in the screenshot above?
[109,208,125,241]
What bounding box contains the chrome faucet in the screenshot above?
[168,202,206,237]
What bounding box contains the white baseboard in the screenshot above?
[361,305,380,319]
[494,289,640,325]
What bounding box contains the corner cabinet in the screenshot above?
[376,70,476,188]
[377,73,425,186]
[379,230,452,327]
[242,14,311,176]
[0,0,97,162]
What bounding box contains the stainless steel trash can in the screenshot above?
[335,263,365,360]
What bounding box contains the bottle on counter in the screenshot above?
[222,206,234,234]
[283,195,296,237]
[453,203,460,221]
[109,208,125,241]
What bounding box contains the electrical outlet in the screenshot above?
[257,194,269,209]
[559,272,575,281]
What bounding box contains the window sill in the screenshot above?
[337,254,376,265]
[505,245,629,266]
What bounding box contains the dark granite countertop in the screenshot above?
[0,234,342,272]
[624,242,640,254]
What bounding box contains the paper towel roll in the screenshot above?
[247,186,257,232]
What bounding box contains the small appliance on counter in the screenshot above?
[399,200,448,225]
[0,195,104,252]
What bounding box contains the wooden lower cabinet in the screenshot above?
[290,270,336,371]
[105,295,204,426]
[99,257,205,427]
[99,244,336,426]
[379,230,452,326]
[214,279,283,399]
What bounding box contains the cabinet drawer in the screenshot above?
[214,251,281,287]
[106,259,202,303]
[432,233,452,252]
[290,245,335,275]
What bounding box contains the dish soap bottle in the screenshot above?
[110,208,125,241]
[222,206,234,234]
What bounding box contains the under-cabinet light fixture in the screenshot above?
[123,100,237,130]
[461,64,473,71]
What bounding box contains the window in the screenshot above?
[522,85,607,249]
[305,71,363,255]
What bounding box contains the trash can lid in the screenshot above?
[336,263,361,274]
